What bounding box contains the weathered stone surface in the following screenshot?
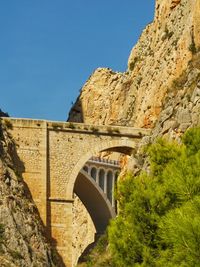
[69,0,200,131]
[72,196,95,266]
[162,120,179,134]
[192,105,200,124]
[176,107,192,124]
[191,86,200,103]
[179,122,191,132]
[68,1,200,265]
[0,120,61,267]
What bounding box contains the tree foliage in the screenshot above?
[108,127,200,267]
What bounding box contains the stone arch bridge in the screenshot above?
[4,118,150,267]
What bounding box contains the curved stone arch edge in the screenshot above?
[67,139,137,199]
[79,169,116,218]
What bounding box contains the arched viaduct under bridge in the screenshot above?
[3,118,151,267]
[83,156,121,208]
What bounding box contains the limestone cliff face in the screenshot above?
[72,196,95,266]
[69,1,200,264]
[68,0,200,131]
[0,119,62,267]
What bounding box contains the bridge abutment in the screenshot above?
[47,199,73,267]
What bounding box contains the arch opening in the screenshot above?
[83,165,88,172]
[74,169,115,233]
[71,141,137,233]
[99,169,105,192]
[91,167,97,181]
[69,139,137,200]
[72,140,137,265]
[106,171,113,205]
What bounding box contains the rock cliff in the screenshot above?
[69,0,200,131]
[69,0,200,264]
[0,119,63,267]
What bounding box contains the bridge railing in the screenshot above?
[88,156,120,166]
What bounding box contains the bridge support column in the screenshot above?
[104,170,108,195]
[47,199,74,267]
[96,168,100,186]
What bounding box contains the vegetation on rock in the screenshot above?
[77,234,114,267]
[108,127,200,266]
[82,127,200,267]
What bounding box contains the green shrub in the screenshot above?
[52,123,60,129]
[170,69,188,91]
[68,122,75,129]
[4,119,13,130]
[10,250,24,260]
[108,127,200,266]
[189,42,197,55]
[90,126,99,132]
[129,57,139,71]
[82,234,115,267]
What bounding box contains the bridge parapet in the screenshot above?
[88,156,120,167]
[2,117,151,137]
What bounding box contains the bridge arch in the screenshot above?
[4,118,150,267]
[74,169,115,233]
[68,138,137,199]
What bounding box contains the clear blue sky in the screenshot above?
[0,1,155,121]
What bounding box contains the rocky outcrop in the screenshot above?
[0,119,62,267]
[72,196,95,266]
[152,54,200,140]
[0,109,9,117]
[69,0,200,130]
[68,69,133,126]
[69,0,200,264]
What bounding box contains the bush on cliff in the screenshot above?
[108,127,200,267]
